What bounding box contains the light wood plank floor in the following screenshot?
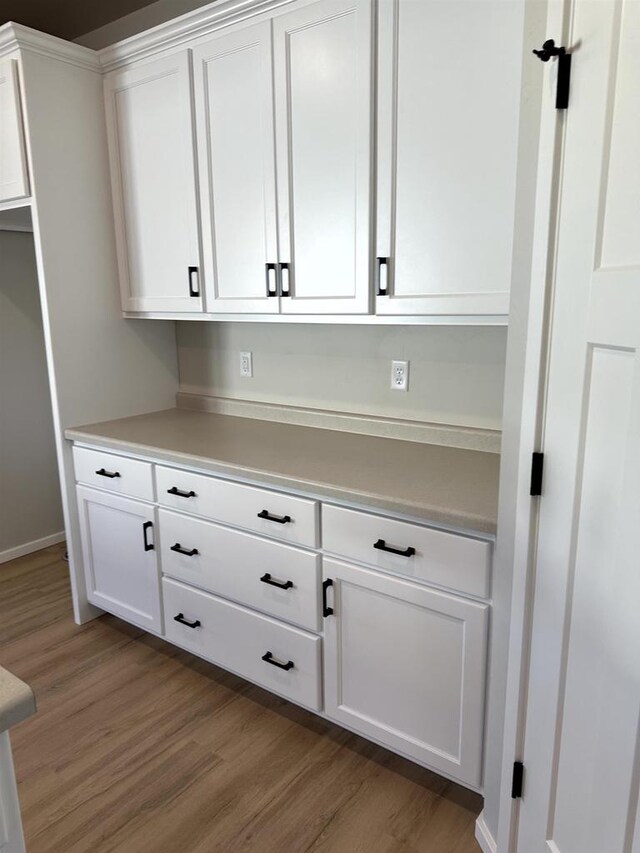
[0,544,482,853]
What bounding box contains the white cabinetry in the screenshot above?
[76,486,162,632]
[105,52,202,313]
[323,558,488,786]
[0,58,29,203]
[375,0,522,316]
[274,0,373,314]
[193,22,279,313]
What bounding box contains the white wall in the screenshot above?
[177,322,507,431]
[0,231,64,558]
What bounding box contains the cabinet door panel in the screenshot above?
[0,58,29,202]
[105,52,202,313]
[193,23,279,313]
[274,0,373,314]
[376,0,523,316]
[77,486,161,632]
[323,558,488,787]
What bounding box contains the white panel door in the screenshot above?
[105,52,202,313]
[0,58,29,203]
[193,22,280,313]
[76,486,162,633]
[273,0,373,314]
[376,0,523,316]
[517,1,640,850]
[323,559,488,787]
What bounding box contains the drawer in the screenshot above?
[156,466,318,548]
[159,510,321,631]
[321,505,491,599]
[73,445,154,502]
[162,578,322,710]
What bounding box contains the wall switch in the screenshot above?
[391,360,409,391]
[240,351,253,378]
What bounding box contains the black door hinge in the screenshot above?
[511,761,524,799]
[533,39,572,109]
[530,452,544,496]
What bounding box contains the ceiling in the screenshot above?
[0,0,160,41]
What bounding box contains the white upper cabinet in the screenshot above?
[375,0,523,316]
[273,0,373,314]
[0,58,29,203]
[193,23,280,313]
[105,52,203,313]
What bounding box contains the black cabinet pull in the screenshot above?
[376,257,389,296]
[170,543,199,557]
[266,262,278,297]
[174,612,201,629]
[188,266,200,297]
[257,509,291,525]
[262,651,294,671]
[279,262,291,297]
[95,467,120,479]
[373,538,416,558]
[142,521,154,552]
[260,573,293,590]
[322,578,334,617]
[167,486,196,499]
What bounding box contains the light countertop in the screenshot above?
[0,667,36,733]
[66,409,500,535]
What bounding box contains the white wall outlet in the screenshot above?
[391,359,409,391]
[240,351,253,378]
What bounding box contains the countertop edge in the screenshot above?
[65,427,498,537]
[0,668,36,733]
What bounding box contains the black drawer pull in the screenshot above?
[265,262,278,297]
[167,486,196,499]
[374,539,416,558]
[322,578,334,617]
[262,651,294,671]
[257,509,291,524]
[260,573,293,590]
[174,613,201,629]
[142,521,154,552]
[95,467,120,479]
[170,543,199,557]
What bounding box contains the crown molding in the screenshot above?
[97,0,298,72]
[0,22,100,71]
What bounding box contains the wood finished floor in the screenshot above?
[0,544,482,853]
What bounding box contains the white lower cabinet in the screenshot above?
[163,578,322,711]
[322,558,488,787]
[76,486,162,633]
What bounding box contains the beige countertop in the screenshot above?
[0,667,36,733]
[65,409,500,535]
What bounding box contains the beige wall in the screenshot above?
[0,231,64,558]
[177,322,507,430]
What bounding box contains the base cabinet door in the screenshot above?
[76,486,161,633]
[105,51,202,313]
[0,59,29,203]
[323,558,488,787]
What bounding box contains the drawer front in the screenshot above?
[163,578,322,710]
[322,505,491,599]
[156,466,318,547]
[159,510,321,631]
[73,446,154,502]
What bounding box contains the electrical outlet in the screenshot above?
[240,351,253,378]
[391,360,409,391]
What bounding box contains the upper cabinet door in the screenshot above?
[376,0,523,316]
[273,0,373,315]
[0,59,30,203]
[193,23,280,314]
[105,52,203,313]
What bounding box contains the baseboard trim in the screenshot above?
[475,812,498,853]
[176,392,501,453]
[0,532,66,565]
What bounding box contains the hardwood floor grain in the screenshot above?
[0,544,482,852]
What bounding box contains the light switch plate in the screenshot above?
[391,360,409,391]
